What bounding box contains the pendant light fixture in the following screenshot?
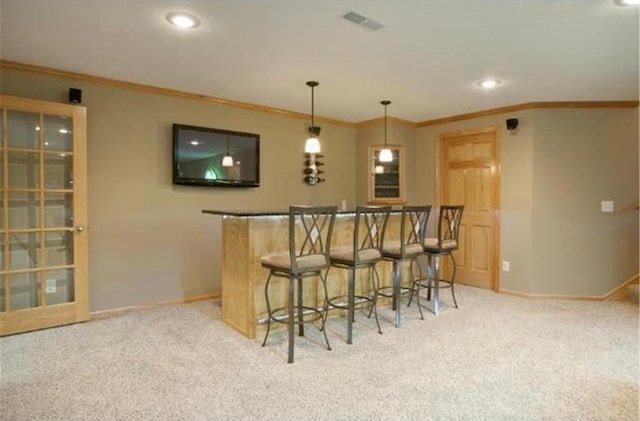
[378,100,393,162]
[304,81,321,154]
[222,134,233,167]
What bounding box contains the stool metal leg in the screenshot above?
[393,260,401,328]
[407,258,416,307]
[409,258,424,320]
[320,270,330,331]
[371,266,382,334]
[262,273,274,347]
[319,273,332,350]
[432,254,440,316]
[297,276,304,337]
[426,255,433,302]
[347,267,355,345]
[450,253,459,308]
[424,254,441,316]
[287,276,295,364]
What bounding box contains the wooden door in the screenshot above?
[438,127,500,290]
[0,95,89,335]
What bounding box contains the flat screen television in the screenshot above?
[172,123,260,187]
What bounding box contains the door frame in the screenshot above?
[435,125,501,292]
[0,95,89,335]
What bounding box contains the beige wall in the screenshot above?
[1,69,357,311]
[2,67,637,311]
[416,108,638,296]
[531,108,639,295]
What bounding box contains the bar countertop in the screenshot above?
[202,207,401,217]
[202,209,298,217]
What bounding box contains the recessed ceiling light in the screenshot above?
[617,0,640,5]
[479,79,500,89]
[166,12,201,29]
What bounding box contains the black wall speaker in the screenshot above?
[69,88,82,104]
[506,118,519,131]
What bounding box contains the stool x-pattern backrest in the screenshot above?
[437,205,464,248]
[401,205,432,256]
[354,205,391,264]
[289,206,337,274]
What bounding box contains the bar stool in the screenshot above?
[379,205,431,327]
[260,205,337,363]
[327,205,391,344]
[417,205,464,316]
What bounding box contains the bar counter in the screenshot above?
[202,208,405,338]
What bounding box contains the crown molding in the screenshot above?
[0,59,354,127]
[2,60,637,129]
[356,115,417,128]
[417,100,639,127]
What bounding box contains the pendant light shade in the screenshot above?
[222,134,233,167]
[379,100,393,163]
[379,148,393,162]
[222,155,234,167]
[305,81,321,153]
[305,135,321,154]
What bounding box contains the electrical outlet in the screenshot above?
[46,279,57,294]
[502,261,510,272]
[601,201,614,212]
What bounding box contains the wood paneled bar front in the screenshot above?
[202,209,403,339]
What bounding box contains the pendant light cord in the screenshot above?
[381,100,391,146]
[306,81,319,134]
[384,104,387,146]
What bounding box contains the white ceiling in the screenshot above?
[1,0,638,123]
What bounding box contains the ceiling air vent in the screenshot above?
[342,11,384,31]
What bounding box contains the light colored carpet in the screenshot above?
[1,285,638,421]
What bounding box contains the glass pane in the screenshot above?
[9,232,40,270]
[43,115,72,151]
[8,150,40,189]
[45,231,73,267]
[375,187,400,198]
[0,107,4,147]
[1,108,3,198]
[43,153,73,189]
[375,172,399,186]
[8,192,40,230]
[0,154,4,191]
[10,271,41,310]
[44,192,73,228]
[0,233,4,270]
[0,274,5,313]
[45,268,74,306]
[7,110,40,149]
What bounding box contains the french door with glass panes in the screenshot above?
[0,95,88,336]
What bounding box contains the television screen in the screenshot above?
[172,124,260,187]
